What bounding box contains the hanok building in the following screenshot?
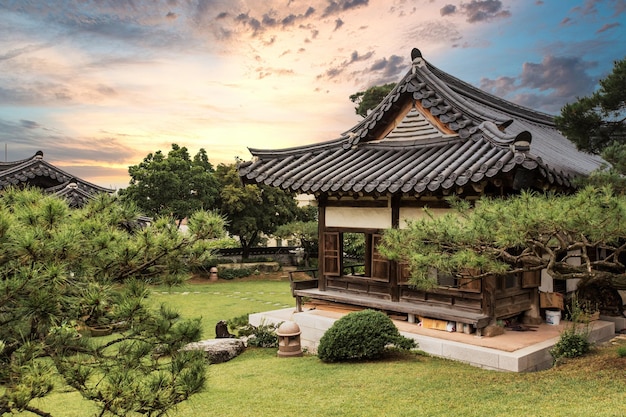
[0,150,113,207]
[238,49,606,334]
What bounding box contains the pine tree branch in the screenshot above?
[22,406,54,417]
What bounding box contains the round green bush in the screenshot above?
[317,309,416,362]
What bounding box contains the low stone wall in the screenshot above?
[217,262,281,273]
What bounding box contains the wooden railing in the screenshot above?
[288,264,364,311]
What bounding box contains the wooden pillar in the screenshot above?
[390,194,401,302]
[317,195,327,291]
[482,274,497,324]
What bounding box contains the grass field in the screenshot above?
[15,278,626,417]
[150,278,296,338]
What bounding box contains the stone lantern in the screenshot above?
[209,267,218,282]
[276,321,302,358]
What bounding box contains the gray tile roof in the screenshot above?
[239,49,606,196]
[0,150,113,205]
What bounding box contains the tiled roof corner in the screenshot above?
[0,151,113,206]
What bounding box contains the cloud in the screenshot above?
[262,13,278,27]
[256,66,295,79]
[567,0,626,21]
[1,1,195,53]
[0,117,137,167]
[20,120,41,129]
[0,43,53,61]
[223,4,320,38]
[319,67,344,80]
[322,0,369,17]
[440,0,511,23]
[478,76,517,97]
[368,54,405,83]
[57,164,130,187]
[334,18,344,31]
[404,21,463,46]
[316,49,375,81]
[96,85,117,97]
[613,0,626,16]
[281,14,297,26]
[519,55,596,94]
[349,50,374,63]
[479,55,598,113]
[596,22,621,33]
[571,0,600,17]
[440,4,457,16]
[0,83,74,106]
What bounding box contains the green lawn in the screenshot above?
[150,279,295,338]
[13,279,626,417]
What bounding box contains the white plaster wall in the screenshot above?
[399,207,451,229]
[539,249,583,294]
[325,206,391,229]
[539,269,553,293]
[565,250,582,292]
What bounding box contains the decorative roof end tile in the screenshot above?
[510,131,532,152]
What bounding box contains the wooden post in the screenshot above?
[482,274,497,324]
[317,196,326,291]
[390,194,400,302]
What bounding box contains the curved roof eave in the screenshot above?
[238,48,607,195]
[0,151,114,194]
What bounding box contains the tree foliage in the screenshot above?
[555,57,626,191]
[378,187,626,298]
[349,83,396,118]
[0,188,228,416]
[275,221,318,266]
[121,144,220,223]
[274,205,319,265]
[215,164,299,259]
[556,57,626,155]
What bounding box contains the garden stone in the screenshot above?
[182,338,245,364]
[215,320,235,338]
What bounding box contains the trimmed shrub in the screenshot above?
[317,309,416,362]
[217,267,254,280]
[616,346,626,358]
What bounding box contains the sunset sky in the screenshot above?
[1,0,625,189]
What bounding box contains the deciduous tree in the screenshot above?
[275,221,318,266]
[215,164,299,259]
[349,83,396,118]
[121,144,220,224]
